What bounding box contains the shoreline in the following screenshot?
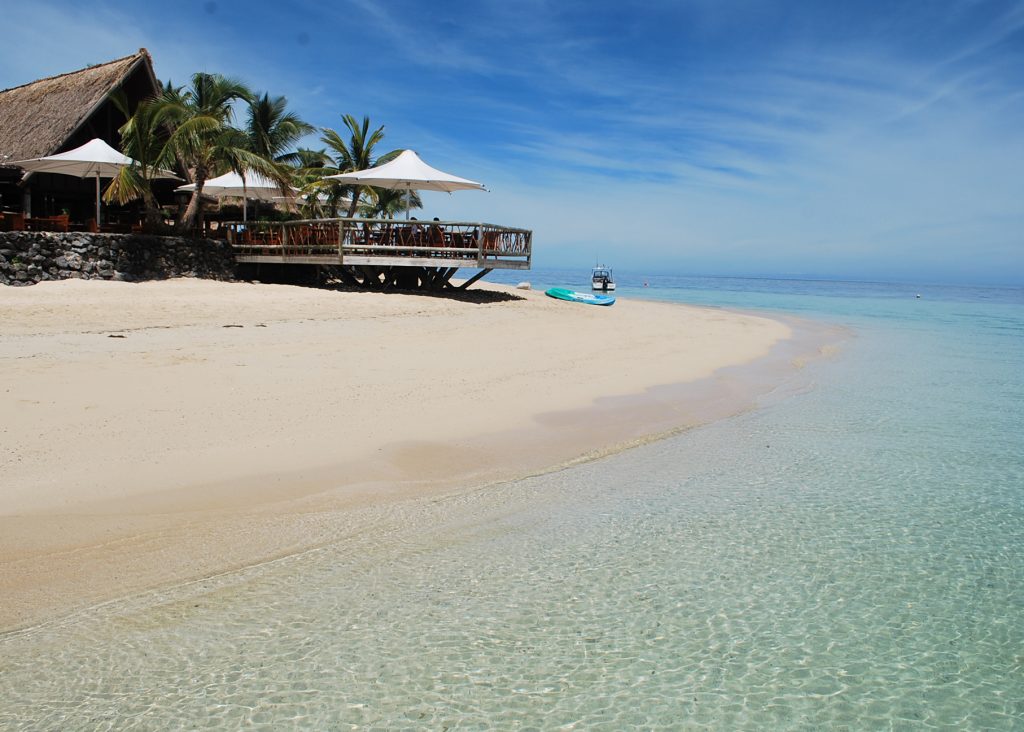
[0,279,841,632]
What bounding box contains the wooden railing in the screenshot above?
[23,214,69,232]
[226,218,532,267]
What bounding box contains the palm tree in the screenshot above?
[245,93,314,165]
[321,114,400,218]
[159,72,287,231]
[288,148,338,218]
[155,81,191,182]
[358,186,421,219]
[104,90,176,232]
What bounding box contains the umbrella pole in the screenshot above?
[95,173,101,226]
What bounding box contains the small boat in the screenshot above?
[545,287,616,306]
[591,265,616,291]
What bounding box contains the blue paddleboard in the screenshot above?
[545,287,616,306]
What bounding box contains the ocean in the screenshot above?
[2,273,1023,730]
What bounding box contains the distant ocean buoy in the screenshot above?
[916,293,921,299]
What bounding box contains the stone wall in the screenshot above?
[0,231,237,286]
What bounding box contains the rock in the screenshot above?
[516,282,531,290]
[1,231,237,287]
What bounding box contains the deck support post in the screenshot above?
[457,268,492,290]
[440,268,458,287]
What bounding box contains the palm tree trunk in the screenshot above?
[181,190,203,232]
[346,186,361,218]
[142,188,162,232]
[181,168,208,232]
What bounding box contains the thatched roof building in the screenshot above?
[0,49,158,162]
[0,50,159,218]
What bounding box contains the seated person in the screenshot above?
[400,217,421,247]
[428,217,445,247]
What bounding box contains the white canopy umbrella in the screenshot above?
[324,149,486,218]
[176,171,296,222]
[10,138,180,224]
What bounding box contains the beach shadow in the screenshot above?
[237,264,525,304]
[319,281,525,304]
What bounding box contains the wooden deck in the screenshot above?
[225,218,532,271]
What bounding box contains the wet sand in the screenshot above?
[0,278,810,631]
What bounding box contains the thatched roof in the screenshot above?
[0,49,158,165]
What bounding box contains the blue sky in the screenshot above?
[2,0,1022,284]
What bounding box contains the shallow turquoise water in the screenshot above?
[2,276,1023,730]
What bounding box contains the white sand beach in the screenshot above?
[0,278,796,630]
